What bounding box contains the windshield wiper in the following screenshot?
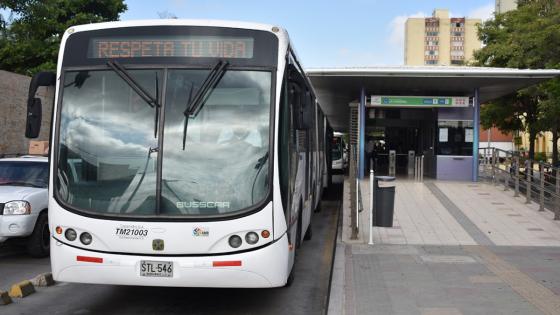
[251,152,269,203]
[107,60,161,138]
[181,60,229,150]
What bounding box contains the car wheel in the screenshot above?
[27,212,50,258]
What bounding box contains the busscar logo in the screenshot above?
[193,227,209,237]
[152,239,164,251]
[177,201,231,209]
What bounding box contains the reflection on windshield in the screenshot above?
[162,70,271,215]
[57,70,160,215]
[0,162,48,188]
[56,69,271,217]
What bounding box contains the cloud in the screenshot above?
[386,11,426,64]
[468,2,494,21]
[388,11,426,46]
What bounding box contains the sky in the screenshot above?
[1,1,496,68]
[121,0,496,68]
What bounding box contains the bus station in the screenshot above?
[307,66,560,314]
[308,66,560,181]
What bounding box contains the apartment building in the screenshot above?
[405,9,482,66]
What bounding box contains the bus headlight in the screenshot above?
[228,235,242,248]
[65,228,77,241]
[245,232,259,245]
[80,232,93,245]
[3,201,31,215]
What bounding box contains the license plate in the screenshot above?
[140,260,173,277]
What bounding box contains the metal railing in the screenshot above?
[479,147,560,220]
[349,144,360,239]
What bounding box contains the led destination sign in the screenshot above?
[88,36,254,59]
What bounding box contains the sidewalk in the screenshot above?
[329,178,560,315]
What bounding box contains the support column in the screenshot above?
[359,87,366,179]
[473,88,480,182]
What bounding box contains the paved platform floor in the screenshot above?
[349,180,560,247]
[331,178,560,315]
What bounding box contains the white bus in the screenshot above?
[25,20,331,287]
[331,132,347,173]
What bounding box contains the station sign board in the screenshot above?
[369,96,470,107]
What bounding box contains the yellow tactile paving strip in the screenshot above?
[467,245,560,315]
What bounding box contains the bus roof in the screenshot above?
[67,19,287,37]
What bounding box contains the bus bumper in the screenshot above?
[51,234,290,288]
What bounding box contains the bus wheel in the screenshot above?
[285,268,295,287]
[296,206,302,249]
[314,200,322,213]
[304,225,313,241]
[27,212,50,258]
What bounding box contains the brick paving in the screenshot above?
[330,179,560,315]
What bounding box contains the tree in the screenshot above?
[0,0,127,76]
[540,78,560,164]
[474,0,560,161]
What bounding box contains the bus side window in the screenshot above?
[279,77,290,211]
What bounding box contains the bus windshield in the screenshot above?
[56,68,271,218]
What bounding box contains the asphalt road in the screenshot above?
[0,184,341,315]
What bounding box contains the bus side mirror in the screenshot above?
[26,98,42,139]
[26,72,56,138]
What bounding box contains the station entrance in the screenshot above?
[365,108,435,177]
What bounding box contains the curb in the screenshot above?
[8,280,35,298]
[0,291,12,305]
[30,273,55,287]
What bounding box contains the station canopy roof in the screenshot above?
[306,66,560,131]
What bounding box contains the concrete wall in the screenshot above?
[464,18,482,64]
[404,18,425,66]
[495,0,517,14]
[0,70,54,155]
[437,12,451,66]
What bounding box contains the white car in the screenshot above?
[0,156,49,257]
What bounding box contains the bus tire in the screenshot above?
[304,224,312,241]
[285,268,295,287]
[314,200,322,213]
[296,204,303,249]
[27,212,50,258]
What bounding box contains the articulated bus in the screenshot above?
[25,20,331,287]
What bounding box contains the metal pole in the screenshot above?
[421,155,424,182]
[473,88,480,182]
[504,154,510,191]
[492,149,497,185]
[484,147,488,173]
[414,156,420,182]
[414,157,417,181]
[539,162,545,211]
[526,159,532,204]
[369,169,374,245]
[555,169,560,220]
[350,145,358,240]
[359,87,365,179]
[356,177,360,229]
[514,155,520,197]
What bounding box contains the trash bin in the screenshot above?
[373,176,396,227]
